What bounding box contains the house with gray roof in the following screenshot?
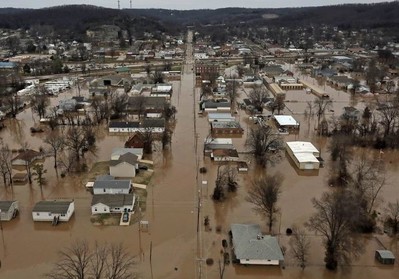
[91,194,136,215]
[111,148,143,160]
[0,200,19,221]
[93,179,132,195]
[32,200,75,222]
[231,223,284,266]
[109,152,139,178]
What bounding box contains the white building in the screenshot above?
[286,141,320,170]
[208,113,235,123]
[274,115,300,129]
[91,194,136,215]
[109,153,139,178]
[32,200,75,222]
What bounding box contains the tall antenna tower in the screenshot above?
[130,0,132,9]
[117,0,120,9]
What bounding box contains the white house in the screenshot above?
[231,224,284,266]
[0,200,19,221]
[93,179,132,195]
[286,141,320,170]
[32,200,75,222]
[151,84,173,98]
[91,194,136,215]
[274,115,300,130]
[108,122,140,133]
[109,153,139,178]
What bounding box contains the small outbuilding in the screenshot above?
[375,250,395,265]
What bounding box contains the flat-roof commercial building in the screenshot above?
[274,115,300,130]
[286,141,320,170]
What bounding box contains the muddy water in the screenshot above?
[1,49,399,279]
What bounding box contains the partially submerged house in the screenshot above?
[32,200,75,222]
[12,149,43,166]
[111,148,143,161]
[286,141,320,170]
[0,200,19,221]
[91,194,136,215]
[274,115,300,130]
[211,149,240,162]
[93,178,132,195]
[211,121,243,136]
[231,224,285,266]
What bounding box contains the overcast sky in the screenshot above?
[0,0,393,10]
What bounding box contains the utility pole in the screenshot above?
[130,0,132,9]
[117,0,120,9]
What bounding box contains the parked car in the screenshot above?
[122,212,129,222]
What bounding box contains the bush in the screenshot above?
[206,258,214,265]
[199,167,207,174]
[286,228,293,235]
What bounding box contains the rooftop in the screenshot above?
[0,201,17,212]
[32,200,73,214]
[231,224,284,262]
[274,115,299,127]
[91,194,135,207]
[93,180,131,190]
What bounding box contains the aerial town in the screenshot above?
[0,1,398,279]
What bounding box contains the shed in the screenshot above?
[375,250,395,265]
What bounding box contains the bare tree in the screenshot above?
[31,90,50,119]
[32,164,47,191]
[306,191,363,270]
[0,141,13,186]
[246,173,283,233]
[212,164,238,201]
[249,85,268,112]
[163,102,177,121]
[350,152,386,215]
[46,241,136,279]
[314,97,332,135]
[65,126,86,161]
[328,135,353,187]
[226,79,239,111]
[385,200,399,236]
[138,128,154,154]
[44,131,65,169]
[110,93,128,119]
[376,97,399,136]
[46,240,91,279]
[289,226,310,270]
[246,125,283,167]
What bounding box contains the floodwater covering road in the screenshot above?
[0,30,399,279]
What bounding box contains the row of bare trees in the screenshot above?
[46,240,136,279]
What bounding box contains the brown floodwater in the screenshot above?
[1,35,399,279]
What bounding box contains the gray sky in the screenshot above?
[0,1,392,10]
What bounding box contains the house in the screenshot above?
[286,141,320,170]
[211,121,243,136]
[208,113,235,123]
[151,84,173,98]
[58,99,77,111]
[231,224,285,266]
[91,194,136,215]
[200,100,231,112]
[32,200,75,222]
[12,149,43,166]
[126,96,166,116]
[125,133,145,148]
[375,250,395,265]
[142,119,165,133]
[211,149,240,162]
[109,121,140,133]
[0,200,19,221]
[204,138,234,156]
[93,178,132,195]
[274,115,300,130]
[111,148,143,161]
[109,152,139,178]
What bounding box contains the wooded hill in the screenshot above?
[0,2,398,36]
